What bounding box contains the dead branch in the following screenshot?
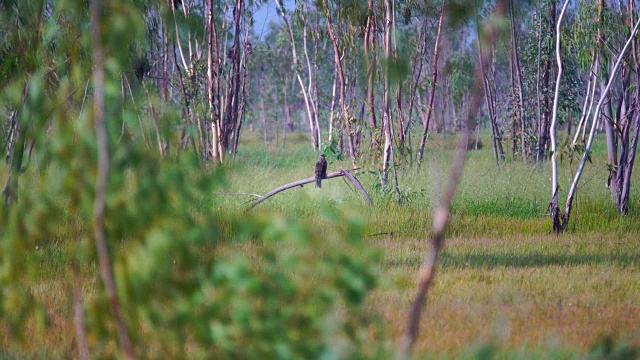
[248,168,369,209]
[339,166,373,206]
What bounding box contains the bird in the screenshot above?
[315,154,327,188]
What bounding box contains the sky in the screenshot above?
[250,0,293,40]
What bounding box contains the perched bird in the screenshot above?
[315,154,327,188]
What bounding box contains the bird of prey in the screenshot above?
[315,154,327,188]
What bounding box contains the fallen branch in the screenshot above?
[248,168,370,209]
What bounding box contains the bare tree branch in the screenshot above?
[339,167,373,206]
[248,168,368,209]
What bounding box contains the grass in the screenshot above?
[226,130,640,357]
[2,129,640,358]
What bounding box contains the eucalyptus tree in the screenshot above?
[547,0,640,231]
[597,0,640,214]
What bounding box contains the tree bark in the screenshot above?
[536,0,556,162]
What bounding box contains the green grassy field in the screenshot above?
[223,131,640,357]
[2,129,639,358]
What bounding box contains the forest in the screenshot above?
[1,0,639,358]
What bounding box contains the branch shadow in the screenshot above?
[438,251,640,269]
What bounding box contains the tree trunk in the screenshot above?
[549,0,569,233]
[324,1,356,166]
[536,0,556,162]
[302,12,321,148]
[221,0,243,151]
[382,0,392,183]
[509,0,527,162]
[417,1,445,165]
[477,23,503,166]
[364,0,377,131]
[207,0,221,162]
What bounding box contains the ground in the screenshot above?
[2,129,639,358]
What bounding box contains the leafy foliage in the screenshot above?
[0,1,382,358]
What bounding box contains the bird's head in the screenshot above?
[320,154,326,158]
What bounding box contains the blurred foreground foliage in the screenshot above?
[0,0,382,357]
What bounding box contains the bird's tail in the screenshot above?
[316,179,321,188]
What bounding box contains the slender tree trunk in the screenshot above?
[261,94,269,145]
[477,21,502,166]
[380,0,402,203]
[572,56,598,145]
[535,0,543,156]
[509,0,527,162]
[536,0,556,162]
[208,0,221,162]
[620,111,639,214]
[618,1,639,214]
[324,1,356,166]
[405,22,428,165]
[273,0,319,150]
[364,0,377,131]
[417,0,445,165]
[329,60,338,142]
[382,0,393,184]
[232,22,249,158]
[3,90,26,207]
[302,12,321,148]
[549,0,569,233]
[221,0,243,151]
